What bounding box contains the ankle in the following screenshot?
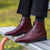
[35,16,45,22]
[22,14,30,18]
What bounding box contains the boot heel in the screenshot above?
[37,37,47,41]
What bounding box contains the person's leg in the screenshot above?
[31,0,49,18]
[5,0,32,36]
[32,0,49,22]
[15,0,49,43]
[17,0,32,18]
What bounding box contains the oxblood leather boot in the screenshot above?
[5,17,32,36]
[15,20,47,43]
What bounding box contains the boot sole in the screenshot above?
[15,37,47,43]
[5,32,27,36]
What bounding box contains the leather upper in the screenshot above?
[5,17,32,36]
[15,20,47,42]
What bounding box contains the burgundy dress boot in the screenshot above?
[5,17,32,36]
[15,20,47,43]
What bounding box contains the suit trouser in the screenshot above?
[17,0,49,17]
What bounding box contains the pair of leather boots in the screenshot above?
[5,17,47,43]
